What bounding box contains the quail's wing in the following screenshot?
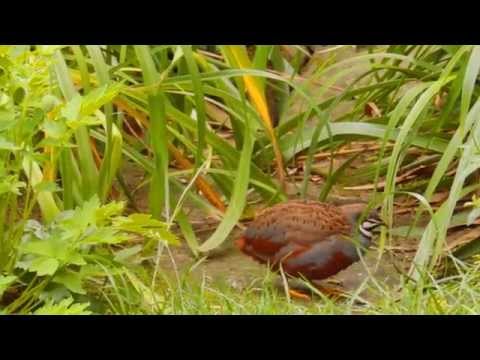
[246,201,351,249]
[280,203,351,246]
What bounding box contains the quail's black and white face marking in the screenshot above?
[358,217,384,240]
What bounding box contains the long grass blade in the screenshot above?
[134,45,170,220]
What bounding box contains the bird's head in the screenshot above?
[339,202,386,245]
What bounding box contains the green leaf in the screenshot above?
[80,83,123,117]
[54,51,99,200]
[20,230,73,263]
[198,99,255,252]
[412,99,480,279]
[66,252,87,266]
[0,275,17,297]
[41,94,62,112]
[135,45,170,220]
[81,227,129,245]
[182,46,207,170]
[61,195,100,235]
[61,94,82,121]
[0,113,15,131]
[0,92,11,107]
[113,213,167,232]
[42,119,68,139]
[113,213,179,245]
[318,152,363,201]
[114,245,143,263]
[256,121,449,165]
[53,269,86,295]
[67,115,102,129]
[95,200,125,226]
[33,297,91,315]
[20,239,58,258]
[79,264,106,278]
[29,257,60,276]
[37,45,65,56]
[22,155,61,223]
[0,93,15,125]
[34,180,61,193]
[0,176,25,196]
[176,210,199,257]
[0,136,19,150]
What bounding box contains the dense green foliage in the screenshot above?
[1,45,480,314]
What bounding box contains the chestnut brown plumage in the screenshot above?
[236,200,383,287]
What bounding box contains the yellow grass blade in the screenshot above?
[226,45,286,188]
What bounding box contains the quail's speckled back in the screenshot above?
[236,200,383,281]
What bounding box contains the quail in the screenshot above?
[236,200,384,299]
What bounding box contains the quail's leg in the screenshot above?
[312,282,348,300]
[281,278,346,301]
[273,275,312,300]
[288,283,347,301]
[288,289,311,300]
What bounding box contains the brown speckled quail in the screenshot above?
[236,200,384,299]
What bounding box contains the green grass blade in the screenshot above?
[198,99,255,252]
[318,152,362,201]
[182,46,207,171]
[134,45,170,220]
[86,45,114,200]
[411,99,480,280]
[53,50,99,200]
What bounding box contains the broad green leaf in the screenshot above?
[29,257,60,276]
[61,195,100,235]
[80,83,123,117]
[20,239,58,258]
[65,252,87,266]
[42,119,68,139]
[95,200,125,225]
[61,94,82,121]
[33,297,91,315]
[113,213,179,245]
[81,227,129,245]
[53,270,86,295]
